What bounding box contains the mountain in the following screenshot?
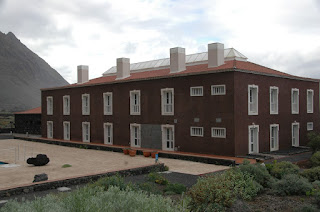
[0,31,69,112]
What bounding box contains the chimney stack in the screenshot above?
[116,58,130,80]
[170,47,186,73]
[77,65,89,84]
[208,43,224,68]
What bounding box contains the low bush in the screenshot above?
[61,164,72,168]
[307,132,320,153]
[137,182,162,195]
[147,172,168,185]
[269,161,300,179]
[187,168,262,210]
[272,174,312,196]
[89,175,127,191]
[301,167,320,182]
[164,183,186,195]
[310,151,320,167]
[239,163,273,188]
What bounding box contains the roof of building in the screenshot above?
[15,106,41,114]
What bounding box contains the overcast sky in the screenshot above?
[1,0,320,83]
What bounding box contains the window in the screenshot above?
[82,122,90,142]
[161,125,174,151]
[307,122,313,131]
[47,121,53,138]
[82,94,90,115]
[190,127,204,137]
[103,92,113,115]
[161,88,174,115]
[63,121,70,140]
[307,89,314,113]
[130,124,141,147]
[104,123,113,144]
[270,124,279,151]
[248,85,258,115]
[63,95,70,115]
[292,122,299,147]
[211,127,226,138]
[190,86,203,96]
[211,85,226,95]
[47,96,53,115]
[130,90,140,115]
[291,88,299,114]
[248,125,259,154]
[270,87,279,114]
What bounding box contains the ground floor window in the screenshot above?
[211,127,226,138]
[270,124,279,151]
[190,127,203,137]
[307,122,313,131]
[82,122,90,143]
[63,121,70,140]
[104,123,113,144]
[161,125,174,151]
[292,122,299,147]
[248,125,259,154]
[47,121,53,138]
[130,124,141,147]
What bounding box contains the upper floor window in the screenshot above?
[190,86,203,96]
[47,121,53,138]
[270,86,279,114]
[103,92,113,115]
[307,89,314,113]
[161,88,174,115]
[211,127,226,138]
[211,85,226,95]
[130,123,141,147]
[47,96,53,115]
[248,85,258,115]
[190,127,204,137]
[291,88,299,114]
[130,90,140,115]
[63,95,70,115]
[82,94,90,115]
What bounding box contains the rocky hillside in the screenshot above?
[0,32,68,112]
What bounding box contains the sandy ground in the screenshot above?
[0,139,229,189]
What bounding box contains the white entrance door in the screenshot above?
[270,124,279,151]
[292,123,300,147]
[248,125,259,154]
[162,125,174,151]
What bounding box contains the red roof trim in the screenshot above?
[15,106,41,114]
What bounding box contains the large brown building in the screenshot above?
[41,43,319,156]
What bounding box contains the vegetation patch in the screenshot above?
[147,172,169,185]
[239,161,273,188]
[310,151,320,167]
[301,167,320,182]
[61,164,72,168]
[269,161,300,179]
[272,174,312,196]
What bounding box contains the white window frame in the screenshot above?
[47,121,53,138]
[292,122,300,147]
[63,95,70,115]
[291,88,299,114]
[190,86,203,96]
[248,85,258,115]
[211,85,226,95]
[307,89,314,113]
[82,122,90,143]
[104,122,113,144]
[63,121,70,140]
[103,92,113,115]
[82,94,90,115]
[46,96,53,115]
[307,122,313,131]
[130,123,141,148]
[161,88,174,116]
[190,127,204,137]
[248,125,259,154]
[161,124,175,151]
[211,127,226,138]
[130,90,141,115]
[270,86,279,115]
[270,124,279,151]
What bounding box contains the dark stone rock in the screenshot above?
[27,154,50,166]
[33,173,48,183]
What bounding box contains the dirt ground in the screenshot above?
[0,139,229,190]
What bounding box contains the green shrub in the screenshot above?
[307,132,320,153]
[61,164,72,168]
[312,180,320,189]
[89,175,127,191]
[315,191,320,208]
[187,168,262,210]
[137,182,162,195]
[294,204,320,212]
[269,161,300,179]
[147,172,168,185]
[164,165,169,171]
[301,167,320,182]
[310,151,320,167]
[239,163,273,188]
[164,183,186,195]
[272,174,312,196]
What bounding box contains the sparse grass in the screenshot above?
[61,164,72,168]
[0,114,14,128]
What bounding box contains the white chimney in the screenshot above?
[116,58,130,80]
[77,65,89,84]
[208,43,224,68]
[170,47,186,73]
